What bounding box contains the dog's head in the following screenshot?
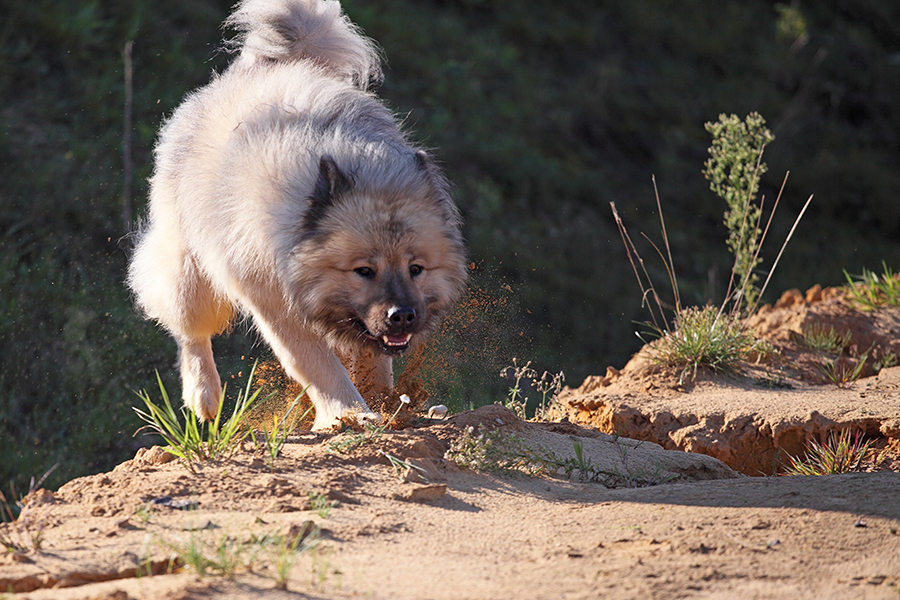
[286,152,467,355]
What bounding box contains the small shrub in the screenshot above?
[703,112,774,311]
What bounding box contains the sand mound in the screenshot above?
[558,287,900,474]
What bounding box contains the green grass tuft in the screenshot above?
[844,262,900,310]
[133,364,265,469]
[644,306,757,382]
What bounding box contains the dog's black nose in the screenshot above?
[388,306,416,325]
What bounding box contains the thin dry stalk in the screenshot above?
[610,202,667,331]
[749,193,814,316]
[122,40,134,232]
[652,175,681,312]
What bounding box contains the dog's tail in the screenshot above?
[225,0,382,89]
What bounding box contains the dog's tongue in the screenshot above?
[383,334,411,347]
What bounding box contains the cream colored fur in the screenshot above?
[128,0,466,430]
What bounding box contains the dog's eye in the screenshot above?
[409,264,424,277]
[354,266,376,279]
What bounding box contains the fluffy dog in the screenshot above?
[127,0,467,430]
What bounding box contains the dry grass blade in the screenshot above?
[610,202,667,332]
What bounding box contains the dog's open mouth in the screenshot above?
[353,319,412,352]
[382,333,412,349]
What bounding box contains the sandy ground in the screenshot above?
[2,403,899,600]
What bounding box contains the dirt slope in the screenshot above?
[558,287,900,475]
[2,405,900,599]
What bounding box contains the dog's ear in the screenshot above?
[413,149,429,172]
[303,155,352,233]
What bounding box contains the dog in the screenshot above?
[127,0,467,430]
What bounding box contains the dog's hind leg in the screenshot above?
[171,261,233,421]
[129,220,232,420]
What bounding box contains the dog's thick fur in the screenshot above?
[127,0,467,430]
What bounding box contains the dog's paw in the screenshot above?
[184,381,221,422]
[311,407,381,431]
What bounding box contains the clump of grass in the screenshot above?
[326,394,411,454]
[644,305,758,383]
[844,262,900,310]
[817,354,869,388]
[797,324,850,355]
[133,364,265,470]
[783,429,877,475]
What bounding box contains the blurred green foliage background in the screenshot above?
[2,0,899,491]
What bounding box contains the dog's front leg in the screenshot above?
[251,314,380,430]
[337,345,393,407]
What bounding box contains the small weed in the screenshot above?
[499,359,565,420]
[251,388,312,469]
[272,530,315,591]
[561,439,677,488]
[533,369,566,420]
[307,492,336,519]
[783,429,877,475]
[133,364,265,469]
[499,358,536,419]
[155,521,320,585]
[0,465,58,554]
[445,426,554,476]
[817,353,869,388]
[254,525,320,591]
[326,395,411,454]
[445,428,676,488]
[378,450,430,482]
[310,544,335,590]
[844,262,900,310]
[134,502,154,525]
[643,306,757,383]
[873,348,898,372]
[797,324,850,355]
